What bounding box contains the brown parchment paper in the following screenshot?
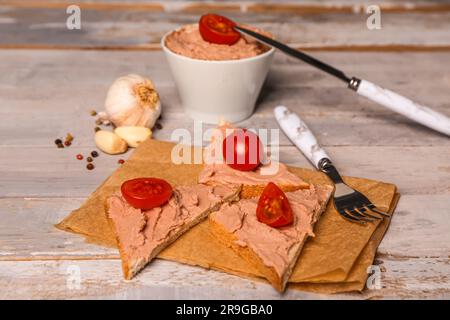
[56,139,399,294]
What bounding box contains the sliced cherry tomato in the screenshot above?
[222,128,263,172]
[256,182,294,228]
[121,178,173,210]
[199,13,241,45]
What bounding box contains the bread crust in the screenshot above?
[106,185,241,280]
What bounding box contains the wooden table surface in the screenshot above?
[1,0,449,300]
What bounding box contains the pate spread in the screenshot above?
[199,162,306,189]
[165,24,270,61]
[200,123,307,188]
[211,185,332,277]
[107,184,236,262]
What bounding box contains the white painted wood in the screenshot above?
[1,6,449,298]
[0,197,117,260]
[1,6,450,49]
[0,256,448,299]
[0,50,449,147]
[0,258,351,299]
[1,146,448,197]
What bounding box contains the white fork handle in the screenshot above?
[274,105,329,169]
[356,79,450,136]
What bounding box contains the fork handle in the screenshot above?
[274,106,345,184]
[274,105,330,169]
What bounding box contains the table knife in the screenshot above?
[235,26,450,137]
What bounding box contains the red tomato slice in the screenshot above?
[199,13,241,45]
[256,182,294,228]
[222,129,263,172]
[121,178,173,210]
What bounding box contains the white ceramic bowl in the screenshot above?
[161,30,275,124]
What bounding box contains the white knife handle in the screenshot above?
[274,106,329,169]
[354,79,450,136]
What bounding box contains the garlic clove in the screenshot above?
[114,126,152,148]
[95,130,128,154]
[104,74,161,129]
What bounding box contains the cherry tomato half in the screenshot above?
[222,129,263,172]
[199,13,241,45]
[256,182,294,228]
[121,178,173,210]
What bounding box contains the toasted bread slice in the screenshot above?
[200,123,309,198]
[209,184,333,292]
[106,184,241,280]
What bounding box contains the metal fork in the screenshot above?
[274,105,391,224]
[317,158,390,223]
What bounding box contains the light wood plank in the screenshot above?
[0,197,117,260]
[0,258,352,299]
[1,5,450,49]
[0,50,449,148]
[0,256,448,299]
[0,144,449,197]
[1,193,449,260]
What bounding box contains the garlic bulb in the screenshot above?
[104,74,161,128]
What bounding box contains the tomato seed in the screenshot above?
[90,110,97,116]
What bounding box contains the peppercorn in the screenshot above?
[57,143,64,149]
[90,110,97,116]
[155,122,163,130]
[65,133,74,142]
[76,154,83,160]
[91,150,99,158]
[86,157,93,162]
[118,159,125,165]
[86,163,94,170]
[94,126,101,132]
[64,140,71,147]
[54,139,62,145]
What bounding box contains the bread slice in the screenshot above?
[209,184,333,292]
[106,183,241,280]
[200,122,309,198]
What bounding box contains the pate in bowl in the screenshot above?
[162,23,275,124]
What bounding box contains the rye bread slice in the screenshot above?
[106,184,241,280]
[209,184,333,292]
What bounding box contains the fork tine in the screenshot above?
[346,209,375,223]
[347,208,376,222]
[366,205,391,217]
[356,207,381,220]
[338,209,366,224]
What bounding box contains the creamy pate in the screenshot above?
[107,184,237,262]
[165,24,270,61]
[211,184,332,277]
